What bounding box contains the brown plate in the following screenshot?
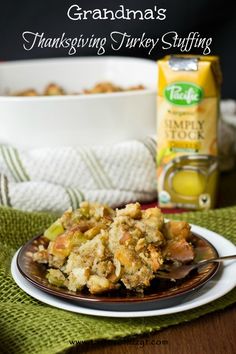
[17,233,220,311]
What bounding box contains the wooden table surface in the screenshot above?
[70,304,236,354]
[69,170,236,354]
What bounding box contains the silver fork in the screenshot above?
[156,255,236,280]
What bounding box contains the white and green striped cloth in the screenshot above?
[0,137,157,213]
[0,100,235,214]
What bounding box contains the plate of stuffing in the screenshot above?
[13,201,235,314]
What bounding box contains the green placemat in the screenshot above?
[0,206,236,354]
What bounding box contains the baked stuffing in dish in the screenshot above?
[33,202,194,294]
[11,82,145,96]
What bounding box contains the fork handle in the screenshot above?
[199,255,236,265]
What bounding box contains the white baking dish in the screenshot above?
[0,57,157,148]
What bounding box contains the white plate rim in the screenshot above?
[11,224,236,318]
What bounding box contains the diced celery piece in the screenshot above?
[46,269,66,287]
[71,231,88,246]
[44,220,64,241]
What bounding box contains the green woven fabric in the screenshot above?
[0,206,236,354]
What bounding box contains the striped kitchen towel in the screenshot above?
[0,137,157,213]
[0,100,235,215]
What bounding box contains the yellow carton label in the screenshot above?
[157,55,221,210]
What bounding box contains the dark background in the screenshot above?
[1,0,236,98]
